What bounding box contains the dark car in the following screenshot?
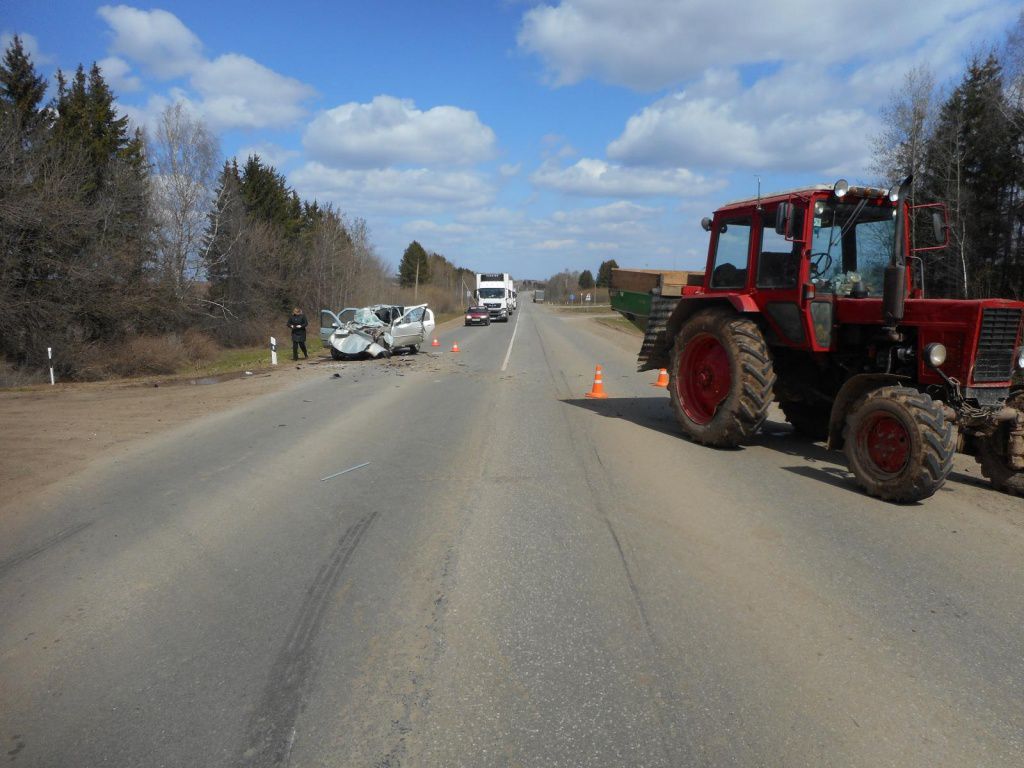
[464,306,491,326]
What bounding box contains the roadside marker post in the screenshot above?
[270,336,278,366]
[47,347,55,385]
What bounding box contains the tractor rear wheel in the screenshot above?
[974,390,1024,496]
[668,309,775,447]
[843,386,954,502]
[780,401,830,440]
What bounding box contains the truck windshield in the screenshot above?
[811,198,895,296]
[478,288,505,299]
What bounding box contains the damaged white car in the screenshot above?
[319,304,436,360]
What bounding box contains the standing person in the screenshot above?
[289,307,308,360]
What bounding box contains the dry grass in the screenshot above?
[69,331,222,380]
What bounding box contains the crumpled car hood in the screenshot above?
[329,323,394,358]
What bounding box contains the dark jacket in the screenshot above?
[289,313,308,342]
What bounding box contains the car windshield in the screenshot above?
[478,288,504,299]
[351,308,386,327]
[811,197,896,296]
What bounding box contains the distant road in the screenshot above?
[2,303,1022,767]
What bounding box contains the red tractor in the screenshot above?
[639,178,1024,502]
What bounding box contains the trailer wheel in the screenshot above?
[974,391,1024,496]
[843,386,954,502]
[668,309,775,447]
[780,401,830,440]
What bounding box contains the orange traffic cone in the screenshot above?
[585,365,608,399]
[651,368,669,388]
[451,342,461,353]
[431,338,440,347]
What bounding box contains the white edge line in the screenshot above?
[501,311,521,372]
[320,461,371,482]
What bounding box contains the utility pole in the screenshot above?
[414,258,420,301]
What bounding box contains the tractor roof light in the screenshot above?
[1015,346,1024,371]
[924,342,947,369]
[887,183,900,202]
[833,179,849,199]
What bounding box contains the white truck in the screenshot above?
[475,273,514,322]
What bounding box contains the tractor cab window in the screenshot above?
[757,208,801,289]
[710,216,751,289]
[810,198,895,296]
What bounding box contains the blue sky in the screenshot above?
[4,1,1022,279]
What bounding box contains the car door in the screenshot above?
[320,308,357,346]
[422,308,435,338]
[391,305,426,346]
[319,309,341,347]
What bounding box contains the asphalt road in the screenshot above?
[2,303,1023,767]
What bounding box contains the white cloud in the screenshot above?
[532,157,723,197]
[98,5,203,79]
[192,54,315,130]
[535,239,577,250]
[303,95,496,169]
[518,0,1014,90]
[455,207,525,225]
[98,56,141,92]
[97,7,314,130]
[499,163,521,177]
[551,200,662,224]
[291,162,495,214]
[403,220,474,235]
[606,74,877,174]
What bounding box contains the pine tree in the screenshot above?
[204,160,242,295]
[922,54,1019,298]
[0,35,49,130]
[240,154,293,230]
[578,269,595,289]
[398,240,431,287]
[596,259,619,287]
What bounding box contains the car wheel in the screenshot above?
[408,344,419,354]
[330,348,343,361]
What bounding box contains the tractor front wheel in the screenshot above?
[843,386,954,502]
[668,310,775,447]
[974,391,1024,496]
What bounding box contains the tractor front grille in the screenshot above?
[974,308,1022,382]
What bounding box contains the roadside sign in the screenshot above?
[569,293,576,303]
[585,293,592,302]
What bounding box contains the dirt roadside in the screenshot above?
[0,316,467,514]
[0,357,328,511]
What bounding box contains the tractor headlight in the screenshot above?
[1015,346,1024,371]
[924,342,947,369]
[833,178,849,199]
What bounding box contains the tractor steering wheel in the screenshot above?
[809,251,833,279]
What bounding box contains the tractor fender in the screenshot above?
[665,294,760,344]
[827,373,910,450]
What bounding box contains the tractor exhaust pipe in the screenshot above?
[882,176,913,335]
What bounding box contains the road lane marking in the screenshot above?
[501,311,520,372]
[320,462,370,482]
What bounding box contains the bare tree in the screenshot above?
[871,65,936,189]
[147,103,219,301]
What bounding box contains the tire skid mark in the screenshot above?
[0,521,93,578]
[239,508,379,767]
